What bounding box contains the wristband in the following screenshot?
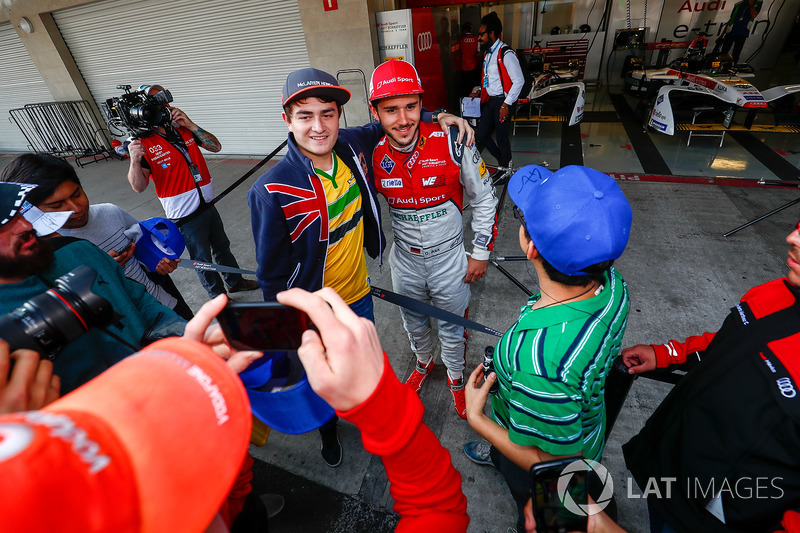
[431,107,448,122]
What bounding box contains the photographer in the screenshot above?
[126,84,258,299]
[0,182,186,393]
[462,165,631,532]
[0,153,193,320]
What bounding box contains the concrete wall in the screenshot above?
[296,0,381,126]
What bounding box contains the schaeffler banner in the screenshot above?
[410,8,449,111]
[376,10,415,64]
[655,0,795,69]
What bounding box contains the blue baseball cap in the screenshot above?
[508,165,632,276]
[134,217,186,272]
[239,352,335,434]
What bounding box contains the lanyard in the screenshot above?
[158,128,207,205]
[483,40,500,73]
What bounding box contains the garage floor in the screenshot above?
[0,86,798,531]
[501,86,800,183]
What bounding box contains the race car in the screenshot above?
[517,44,585,126]
[624,35,800,135]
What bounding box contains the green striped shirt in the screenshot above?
[490,267,629,461]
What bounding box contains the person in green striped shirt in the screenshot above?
[463,164,633,531]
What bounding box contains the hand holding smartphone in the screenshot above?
[216,302,315,352]
[530,458,589,533]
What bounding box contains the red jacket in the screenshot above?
[339,354,469,531]
[627,278,800,532]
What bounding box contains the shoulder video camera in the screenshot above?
[102,84,173,137]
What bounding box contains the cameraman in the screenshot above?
[126,85,258,299]
[0,182,186,393]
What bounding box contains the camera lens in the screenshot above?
[0,266,113,359]
[130,104,169,127]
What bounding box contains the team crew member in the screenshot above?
[463,165,631,531]
[127,85,258,298]
[369,60,498,419]
[715,0,763,64]
[622,217,800,532]
[249,68,473,467]
[473,11,524,175]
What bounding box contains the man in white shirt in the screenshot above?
[473,11,524,177]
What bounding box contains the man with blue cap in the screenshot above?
[462,164,632,531]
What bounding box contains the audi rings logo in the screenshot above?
[557,460,614,516]
[777,377,797,398]
[417,32,433,51]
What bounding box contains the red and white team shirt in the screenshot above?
[138,127,214,219]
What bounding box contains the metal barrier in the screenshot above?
[9,100,113,167]
[336,69,374,128]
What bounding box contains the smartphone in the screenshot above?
[217,302,314,352]
[530,457,589,533]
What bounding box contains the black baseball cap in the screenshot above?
[281,68,351,107]
[0,182,37,226]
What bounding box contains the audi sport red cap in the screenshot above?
[368,59,424,102]
[0,337,251,533]
[282,68,351,107]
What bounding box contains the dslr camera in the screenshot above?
[0,265,114,360]
[102,84,173,137]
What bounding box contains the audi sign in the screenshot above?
[417,31,433,52]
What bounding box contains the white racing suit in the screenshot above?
[373,122,498,376]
